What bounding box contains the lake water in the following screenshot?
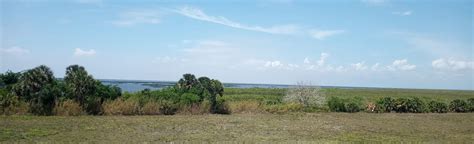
[100,80,364,93]
[101,80,293,92]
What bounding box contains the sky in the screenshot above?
[1,0,473,90]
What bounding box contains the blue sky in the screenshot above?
[1,0,473,90]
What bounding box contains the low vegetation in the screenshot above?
[1,65,474,116]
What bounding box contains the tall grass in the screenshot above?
[102,98,140,115]
[54,100,83,116]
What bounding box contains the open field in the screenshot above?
[223,87,474,104]
[1,113,473,143]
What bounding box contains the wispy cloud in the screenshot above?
[0,46,30,55]
[432,58,473,71]
[351,61,368,71]
[74,48,96,57]
[174,6,299,34]
[392,11,412,16]
[112,10,161,26]
[309,29,345,40]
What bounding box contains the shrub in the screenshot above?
[228,101,262,114]
[393,97,425,113]
[102,98,140,115]
[213,99,230,114]
[85,97,103,115]
[345,102,361,113]
[467,98,474,112]
[284,82,325,107]
[54,100,83,116]
[407,97,425,113]
[0,93,28,115]
[177,102,209,115]
[141,101,161,115]
[427,101,448,113]
[328,97,346,112]
[179,93,200,106]
[159,100,178,115]
[264,103,304,114]
[375,97,395,113]
[449,99,468,113]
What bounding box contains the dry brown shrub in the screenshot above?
[54,100,83,116]
[102,98,140,115]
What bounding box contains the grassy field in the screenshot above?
[1,113,473,143]
[223,87,474,104]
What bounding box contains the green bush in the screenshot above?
[327,97,346,112]
[345,102,361,113]
[467,98,474,112]
[0,93,28,115]
[159,100,178,115]
[427,101,448,113]
[179,93,200,105]
[449,99,468,113]
[213,99,230,114]
[375,97,395,113]
[393,97,425,113]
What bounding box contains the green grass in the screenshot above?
[223,87,474,104]
[1,113,473,142]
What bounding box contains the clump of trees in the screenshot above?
[1,65,121,115]
[0,65,227,115]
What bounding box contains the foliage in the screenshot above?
[54,100,83,116]
[13,65,56,102]
[427,101,448,113]
[179,93,200,106]
[228,100,262,114]
[102,98,140,115]
[328,97,346,112]
[449,99,468,113]
[345,102,361,113]
[64,65,96,106]
[141,101,161,115]
[283,82,325,107]
[159,100,178,115]
[0,70,21,90]
[393,97,425,113]
[374,97,395,113]
[467,98,474,112]
[0,92,28,115]
[213,99,230,114]
[28,83,62,115]
[264,103,304,114]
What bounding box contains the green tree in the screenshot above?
[176,73,199,91]
[14,65,55,101]
[13,65,58,115]
[0,70,21,89]
[199,77,224,113]
[64,65,96,106]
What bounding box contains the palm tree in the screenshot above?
[64,65,95,106]
[14,65,55,100]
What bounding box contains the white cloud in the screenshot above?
[174,6,299,34]
[112,10,161,26]
[317,53,329,66]
[371,63,380,71]
[74,48,96,57]
[0,46,30,55]
[303,57,310,64]
[264,61,282,67]
[392,11,412,16]
[387,59,416,71]
[309,29,345,40]
[351,61,368,71]
[432,58,473,71]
